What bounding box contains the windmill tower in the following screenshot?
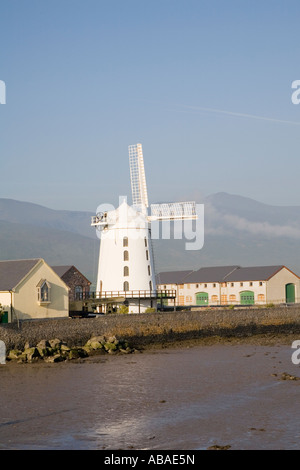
[91,143,197,313]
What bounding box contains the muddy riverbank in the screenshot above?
[1,333,299,450]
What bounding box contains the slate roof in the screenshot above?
[51,265,73,277]
[156,265,297,285]
[0,259,42,291]
[156,270,193,285]
[51,265,91,284]
[224,265,287,282]
[184,266,240,283]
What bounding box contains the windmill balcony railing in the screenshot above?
[75,289,176,301]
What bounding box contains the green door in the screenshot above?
[285,283,295,303]
[196,292,209,306]
[240,291,254,305]
[1,311,8,323]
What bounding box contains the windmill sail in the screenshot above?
[149,201,197,220]
[128,143,149,210]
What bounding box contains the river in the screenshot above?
[0,339,299,450]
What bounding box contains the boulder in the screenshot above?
[44,354,64,363]
[37,347,50,358]
[36,339,50,349]
[24,347,41,362]
[86,335,106,345]
[104,342,117,351]
[108,335,117,344]
[17,353,28,363]
[68,348,88,360]
[8,349,22,360]
[89,340,104,350]
[49,338,62,349]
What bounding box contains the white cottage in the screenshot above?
[0,258,69,322]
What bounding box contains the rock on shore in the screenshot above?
[7,335,135,363]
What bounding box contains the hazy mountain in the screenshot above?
[154,192,300,275]
[0,193,300,285]
[0,198,95,239]
[0,219,99,284]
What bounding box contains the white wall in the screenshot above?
[96,203,156,294]
[267,267,300,303]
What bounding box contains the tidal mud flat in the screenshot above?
[0,333,299,450]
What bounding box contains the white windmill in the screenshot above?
[91,143,197,313]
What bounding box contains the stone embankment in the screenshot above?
[1,305,300,359]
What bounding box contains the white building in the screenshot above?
[0,258,69,322]
[94,200,157,313]
[157,265,300,307]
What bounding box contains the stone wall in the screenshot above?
[1,305,300,351]
[61,267,91,302]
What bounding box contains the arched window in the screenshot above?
[41,282,49,302]
[75,285,83,300]
[148,265,151,276]
[149,280,152,291]
[144,237,147,247]
[37,279,51,303]
[124,281,129,291]
[123,236,128,247]
[124,250,129,261]
[146,250,149,260]
[124,266,129,276]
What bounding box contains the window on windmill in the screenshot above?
[123,237,128,247]
[124,266,129,276]
[124,250,129,261]
[146,250,149,260]
[124,281,129,291]
[144,237,147,247]
[148,265,151,276]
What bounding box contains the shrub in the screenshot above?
[145,307,156,313]
[117,305,129,314]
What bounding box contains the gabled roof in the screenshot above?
[51,265,91,284]
[224,265,286,282]
[184,266,240,283]
[156,270,194,285]
[51,265,73,277]
[0,258,42,291]
[156,265,297,285]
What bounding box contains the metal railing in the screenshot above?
[75,289,176,301]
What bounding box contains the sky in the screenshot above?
[1,0,300,212]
